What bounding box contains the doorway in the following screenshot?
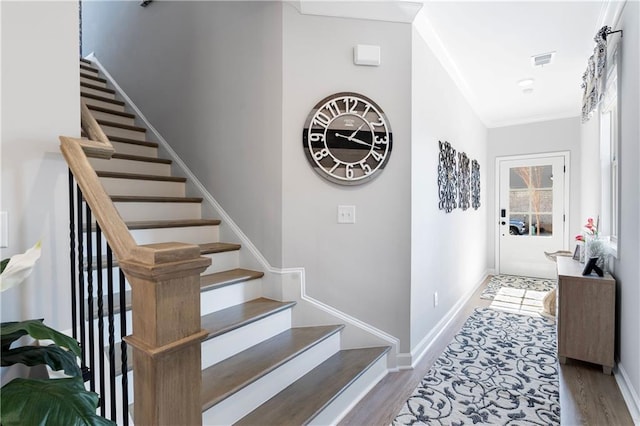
[496,152,569,279]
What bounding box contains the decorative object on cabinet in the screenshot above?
[471,159,480,210]
[302,92,392,185]
[437,141,457,213]
[458,152,470,211]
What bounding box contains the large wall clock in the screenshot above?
[302,92,392,185]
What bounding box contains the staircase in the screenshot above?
[77,57,389,425]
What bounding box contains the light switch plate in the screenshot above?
[0,212,8,248]
[337,205,356,224]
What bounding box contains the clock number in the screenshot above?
[313,148,329,161]
[345,164,355,179]
[326,101,341,118]
[375,135,389,145]
[309,132,325,142]
[371,150,384,162]
[329,161,341,174]
[312,112,331,129]
[343,97,358,114]
[361,104,371,119]
[369,117,386,128]
[360,161,372,175]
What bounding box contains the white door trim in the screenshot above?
[494,151,571,275]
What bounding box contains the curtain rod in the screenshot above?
[604,29,623,40]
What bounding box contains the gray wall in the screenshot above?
[410,27,488,351]
[82,1,284,266]
[612,0,639,415]
[281,4,413,350]
[0,1,79,329]
[486,118,582,270]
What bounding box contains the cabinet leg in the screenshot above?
[559,356,567,364]
[603,365,612,375]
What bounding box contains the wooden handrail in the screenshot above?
[80,101,115,159]
[60,133,210,425]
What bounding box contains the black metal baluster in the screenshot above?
[85,204,95,391]
[76,185,87,373]
[68,171,77,340]
[96,225,106,416]
[106,246,116,420]
[119,269,129,425]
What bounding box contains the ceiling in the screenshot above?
[416,1,611,128]
[298,1,621,129]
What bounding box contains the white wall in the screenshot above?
[282,4,413,350]
[486,118,582,270]
[410,26,488,353]
[81,1,284,266]
[0,2,79,330]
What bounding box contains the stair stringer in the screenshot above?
[85,53,401,371]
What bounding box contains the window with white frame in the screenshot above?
[599,43,619,252]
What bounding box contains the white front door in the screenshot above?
[498,154,567,279]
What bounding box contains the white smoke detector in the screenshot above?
[531,51,556,67]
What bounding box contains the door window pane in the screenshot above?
[509,165,553,237]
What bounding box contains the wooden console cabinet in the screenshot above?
[556,256,616,374]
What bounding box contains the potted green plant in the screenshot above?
[0,243,114,426]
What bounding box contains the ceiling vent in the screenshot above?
[531,51,556,67]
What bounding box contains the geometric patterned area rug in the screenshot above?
[480,274,557,300]
[392,308,560,425]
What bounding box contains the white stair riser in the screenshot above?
[308,353,388,426]
[202,250,239,275]
[82,96,126,112]
[201,278,262,315]
[114,201,202,222]
[130,225,220,246]
[89,157,171,176]
[82,86,116,99]
[90,109,135,126]
[202,332,342,425]
[80,77,107,88]
[84,309,132,342]
[99,177,184,197]
[100,124,146,141]
[109,141,158,158]
[83,270,129,296]
[201,309,291,370]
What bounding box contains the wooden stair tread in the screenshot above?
[81,81,115,94]
[200,268,264,291]
[80,57,92,65]
[80,72,107,84]
[96,171,186,183]
[97,119,147,133]
[200,242,241,254]
[236,347,390,426]
[87,105,135,119]
[110,195,203,203]
[111,153,171,164]
[82,92,125,106]
[80,63,100,74]
[202,298,295,341]
[201,325,344,411]
[106,135,158,148]
[124,219,221,230]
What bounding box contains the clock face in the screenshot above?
[302,92,392,185]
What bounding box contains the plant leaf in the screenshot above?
[0,241,42,292]
[0,258,9,274]
[0,377,115,426]
[1,345,82,377]
[1,319,81,357]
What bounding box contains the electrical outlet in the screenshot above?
[433,291,439,307]
[337,205,356,224]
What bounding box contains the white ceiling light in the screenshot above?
[531,51,556,67]
[518,78,535,87]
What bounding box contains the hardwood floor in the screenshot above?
[339,277,634,426]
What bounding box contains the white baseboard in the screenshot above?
[615,362,640,425]
[399,270,489,370]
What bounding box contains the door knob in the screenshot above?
[501,221,506,225]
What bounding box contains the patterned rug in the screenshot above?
[480,275,556,300]
[393,308,559,425]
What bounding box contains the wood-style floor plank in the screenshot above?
[339,277,634,426]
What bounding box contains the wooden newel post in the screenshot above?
[120,242,211,425]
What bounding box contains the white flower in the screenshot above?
[0,242,42,292]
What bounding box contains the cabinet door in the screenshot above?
[558,278,615,367]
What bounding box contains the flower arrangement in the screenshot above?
[575,217,598,243]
